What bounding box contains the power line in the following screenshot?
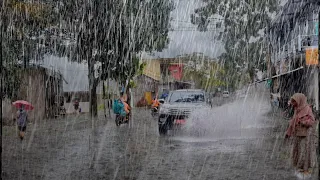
[171,17,224,22]
[170,28,223,32]
[61,68,88,72]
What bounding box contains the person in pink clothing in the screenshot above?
[285,93,316,175]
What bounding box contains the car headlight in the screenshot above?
[159,106,169,114]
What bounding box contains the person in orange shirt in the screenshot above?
[120,93,130,121]
[152,98,160,109]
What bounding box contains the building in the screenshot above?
[2,65,64,124]
[133,57,196,106]
[132,59,160,106]
[132,54,219,106]
[63,80,118,113]
[266,0,319,109]
[158,57,197,92]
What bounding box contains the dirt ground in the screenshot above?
[2,105,319,180]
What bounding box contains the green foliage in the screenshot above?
[1,1,59,99]
[183,61,225,91]
[52,0,173,87]
[182,68,206,88]
[48,0,173,116]
[128,80,137,89]
[138,62,147,76]
[2,67,22,100]
[192,0,278,82]
[1,1,58,65]
[57,1,173,65]
[98,104,105,111]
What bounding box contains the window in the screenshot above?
[169,91,205,103]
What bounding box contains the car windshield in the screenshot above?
[169,91,205,103]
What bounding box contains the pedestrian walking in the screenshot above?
[17,105,28,140]
[285,93,316,176]
[12,100,33,141]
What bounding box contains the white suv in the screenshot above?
[158,89,210,135]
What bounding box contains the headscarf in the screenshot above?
[291,93,308,113]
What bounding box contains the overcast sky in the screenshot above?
[41,55,89,92]
[141,0,224,59]
[43,0,224,91]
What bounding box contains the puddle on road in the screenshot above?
[170,136,261,143]
[168,136,247,153]
[169,136,219,143]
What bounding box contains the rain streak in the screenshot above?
[0,0,319,180]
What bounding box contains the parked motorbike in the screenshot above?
[115,112,131,126]
[151,107,158,117]
[151,99,164,117]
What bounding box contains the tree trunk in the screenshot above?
[87,58,98,169]
[107,70,111,117]
[88,60,98,119]
[102,81,106,119]
[90,86,98,117]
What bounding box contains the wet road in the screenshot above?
[2,96,318,180]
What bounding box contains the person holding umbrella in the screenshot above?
[16,105,28,140]
[12,100,33,140]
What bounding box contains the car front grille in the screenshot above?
[169,108,191,116]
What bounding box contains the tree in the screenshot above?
[205,62,225,91]
[1,0,59,99]
[192,0,277,84]
[183,60,225,91]
[53,0,174,117]
[1,0,173,116]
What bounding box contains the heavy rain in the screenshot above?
[0,0,319,180]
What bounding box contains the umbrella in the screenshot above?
[12,100,34,110]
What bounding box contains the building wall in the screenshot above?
[142,60,161,81]
[2,98,16,125]
[267,2,319,108]
[132,75,158,106]
[2,67,63,124]
[23,69,47,122]
[2,69,47,124]
[269,5,318,69]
